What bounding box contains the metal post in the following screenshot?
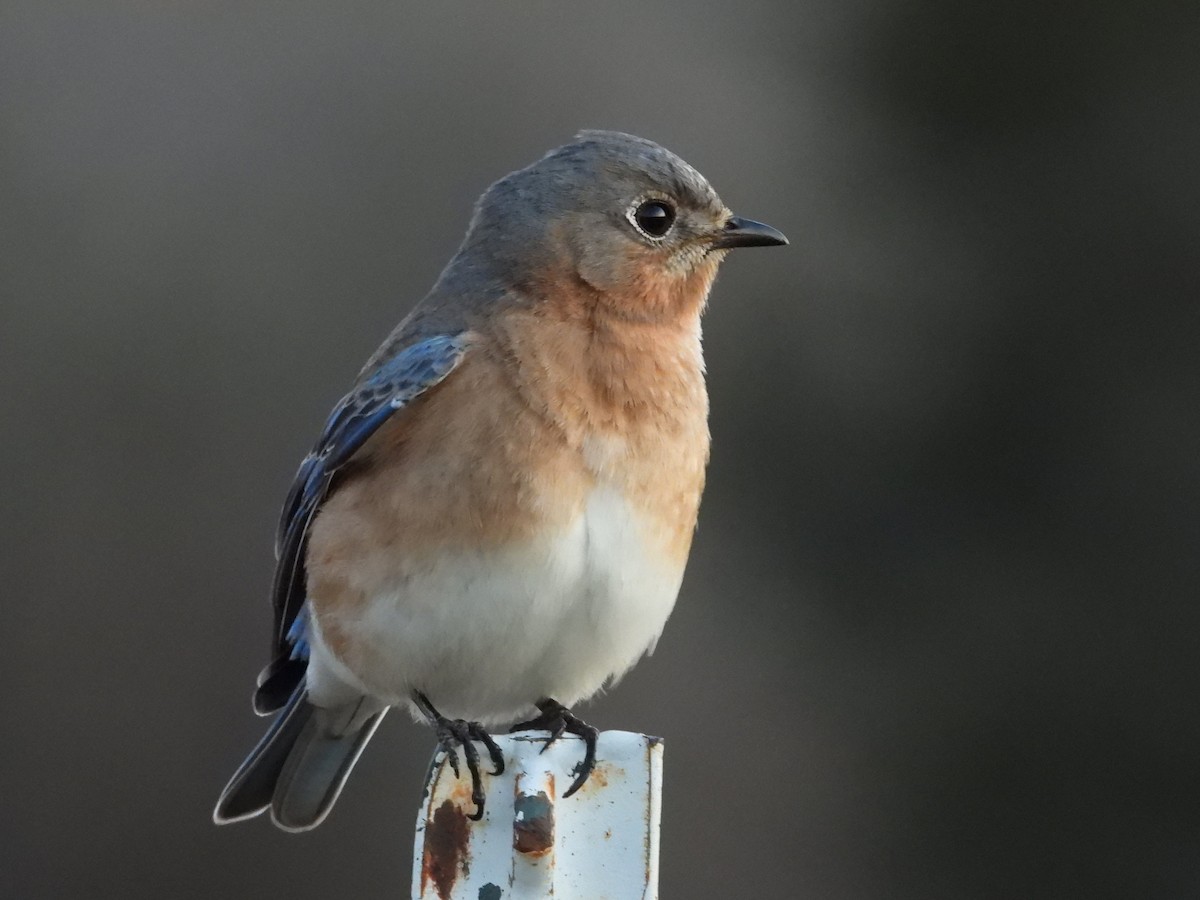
[413,731,663,899]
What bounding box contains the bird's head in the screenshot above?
[453,131,787,323]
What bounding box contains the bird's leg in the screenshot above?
[413,691,504,821]
[511,698,599,798]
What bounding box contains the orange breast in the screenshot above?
[306,302,710,658]
[490,303,710,565]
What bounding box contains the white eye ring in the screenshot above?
[626,197,677,241]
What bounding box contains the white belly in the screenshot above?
[306,485,685,724]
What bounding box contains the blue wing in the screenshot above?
[253,332,468,713]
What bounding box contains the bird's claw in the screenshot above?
[415,692,504,821]
[512,698,599,797]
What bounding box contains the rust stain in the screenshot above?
[421,800,471,900]
[574,762,613,794]
[448,774,477,808]
[513,791,555,856]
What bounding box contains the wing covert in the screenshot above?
[254,332,468,712]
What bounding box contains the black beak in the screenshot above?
[711,215,789,249]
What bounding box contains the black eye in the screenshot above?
[633,199,676,238]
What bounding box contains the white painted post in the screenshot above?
[412,731,663,899]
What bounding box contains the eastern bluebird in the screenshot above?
[214,131,786,831]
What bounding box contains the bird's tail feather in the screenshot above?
[214,687,386,831]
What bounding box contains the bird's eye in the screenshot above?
[632,199,676,239]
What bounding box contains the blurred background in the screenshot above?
[2,1,1198,897]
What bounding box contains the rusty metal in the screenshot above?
[412,731,664,899]
[512,791,554,856]
[420,800,471,900]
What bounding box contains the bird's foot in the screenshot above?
[414,692,504,821]
[512,698,599,798]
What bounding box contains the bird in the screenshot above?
[213,130,787,831]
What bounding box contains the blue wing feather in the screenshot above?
[257,332,468,710]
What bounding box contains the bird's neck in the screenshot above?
[488,293,710,455]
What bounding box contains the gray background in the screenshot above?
[3,2,1198,898]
